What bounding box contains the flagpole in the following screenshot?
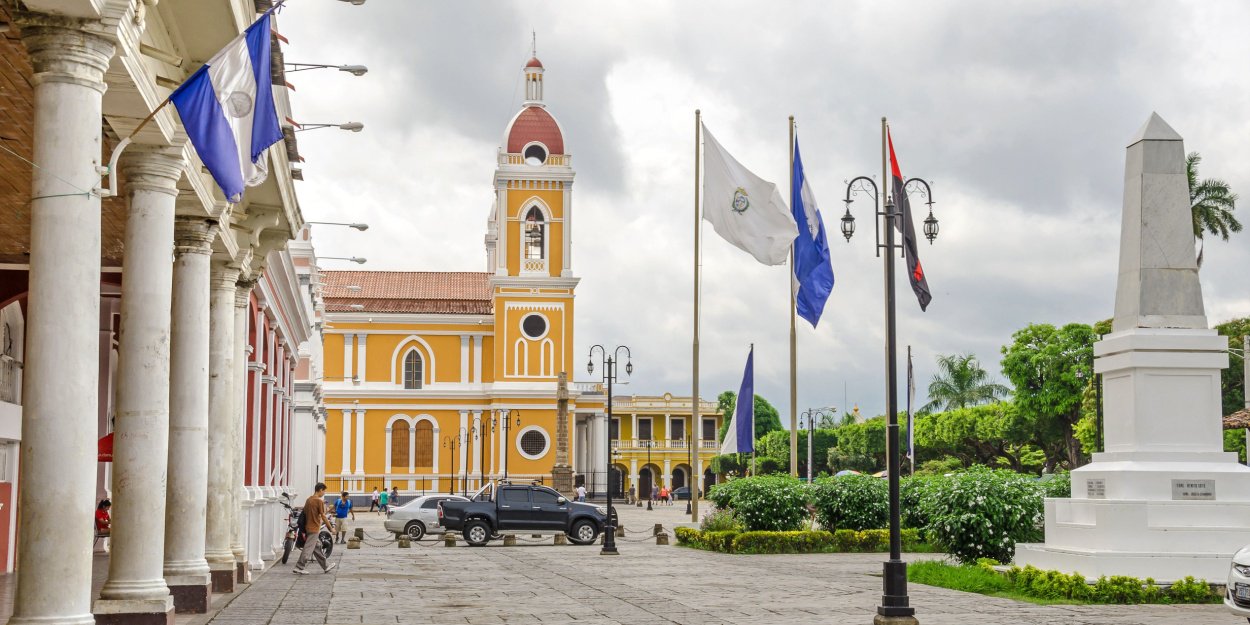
[691,109,702,522]
[751,343,757,476]
[788,115,799,478]
[907,345,914,476]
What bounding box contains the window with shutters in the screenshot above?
[403,350,423,389]
[413,421,433,468]
[391,421,410,469]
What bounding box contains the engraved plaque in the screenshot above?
[1171,479,1215,501]
[1086,478,1106,499]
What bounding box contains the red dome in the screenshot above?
[525,56,543,69]
[506,106,564,154]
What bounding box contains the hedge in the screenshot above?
[909,560,1221,605]
[675,527,924,554]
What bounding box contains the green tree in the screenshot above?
[1216,317,1248,417]
[756,428,838,477]
[914,402,1036,472]
[716,392,783,443]
[829,417,887,473]
[1187,152,1242,266]
[1001,323,1096,471]
[920,353,1011,413]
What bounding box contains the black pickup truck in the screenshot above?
[438,483,608,546]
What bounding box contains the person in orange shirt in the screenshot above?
[293,483,336,574]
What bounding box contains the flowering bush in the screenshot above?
[708,475,809,531]
[920,466,1044,563]
[699,507,743,532]
[811,474,888,531]
[901,474,947,529]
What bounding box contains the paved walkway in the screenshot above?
[198,503,1238,625]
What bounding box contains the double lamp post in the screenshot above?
[840,117,939,624]
[588,344,632,556]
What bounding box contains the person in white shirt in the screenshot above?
[368,487,380,513]
[575,484,587,502]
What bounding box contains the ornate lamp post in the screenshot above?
[491,409,522,482]
[588,344,632,556]
[641,439,656,511]
[441,430,465,495]
[799,407,836,482]
[841,119,939,625]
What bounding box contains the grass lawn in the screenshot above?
[907,561,1102,606]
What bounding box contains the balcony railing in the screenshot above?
[610,439,718,451]
[0,356,20,404]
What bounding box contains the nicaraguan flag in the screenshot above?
[791,140,834,327]
[719,346,755,455]
[170,9,283,203]
[702,123,798,265]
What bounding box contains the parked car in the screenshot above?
[439,483,609,546]
[384,494,469,540]
[671,487,702,500]
[1227,545,1250,620]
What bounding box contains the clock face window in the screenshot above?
[521,314,548,339]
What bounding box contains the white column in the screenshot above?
[591,413,607,494]
[205,262,240,591]
[94,146,182,618]
[343,333,354,383]
[163,217,216,610]
[471,411,482,486]
[431,427,441,492]
[232,280,253,579]
[340,409,352,479]
[384,425,393,475]
[354,407,366,475]
[663,458,672,488]
[10,20,113,625]
[458,410,468,487]
[355,333,367,385]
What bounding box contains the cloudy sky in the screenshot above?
[279,1,1250,420]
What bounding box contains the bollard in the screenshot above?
[615,526,625,538]
[398,536,411,548]
[655,532,669,546]
[444,534,457,547]
[653,523,663,536]
[636,500,643,507]
[346,537,361,549]
[354,527,364,540]
[503,534,517,546]
[553,534,567,545]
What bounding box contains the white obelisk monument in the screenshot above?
[1015,113,1250,582]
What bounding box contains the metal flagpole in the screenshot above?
[907,345,915,476]
[788,115,799,478]
[691,109,702,522]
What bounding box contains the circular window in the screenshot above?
[523,143,547,166]
[521,314,548,340]
[516,426,550,460]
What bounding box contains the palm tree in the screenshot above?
[920,353,1010,413]
[1187,152,1242,266]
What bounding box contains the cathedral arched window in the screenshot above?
[391,420,410,469]
[524,207,545,260]
[403,350,423,389]
[413,420,433,468]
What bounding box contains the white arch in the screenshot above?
[514,196,553,221]
[513,338,528,376]
[389,336,437,386]
[540,338,554,377]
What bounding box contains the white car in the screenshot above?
[1228,546,1250,621]
[384,494,468,540]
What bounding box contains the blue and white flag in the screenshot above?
[791,140,834,327]
[720,346,755,455]
[170,9,283,203]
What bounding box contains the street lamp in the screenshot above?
[640,439,655,511]
[295,122,364,133]
[318,256,367,264]
[442,431,464,495]
[588,344,632,556]
[285,63,368,76]
[799,407,836,483]
[307,221,369,231]
[842,118,940,624]
[492,409,522,482]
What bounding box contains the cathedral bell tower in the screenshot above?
[485,52,578,385]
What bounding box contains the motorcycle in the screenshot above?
[280,493,334,564]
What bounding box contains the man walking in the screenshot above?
[368,487,379,513]
[575,484,587,502]
[334,491,355,544]
[378,487,389,514]
[294,482,337,575]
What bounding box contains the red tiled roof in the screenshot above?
[525,56,543,69]
[322,271,491,315]
[506,106,564,154]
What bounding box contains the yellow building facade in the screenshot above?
[320,54,720,498]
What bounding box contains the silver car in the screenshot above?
[383,494,468,540]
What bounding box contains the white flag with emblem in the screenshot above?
[701,123,798,265]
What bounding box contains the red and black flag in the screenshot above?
[888,130,933,311]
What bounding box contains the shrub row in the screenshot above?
[675,527,924,554]
[908,560,1220,605]
[707,466,1068,564]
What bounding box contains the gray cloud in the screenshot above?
[280,0,1250,419]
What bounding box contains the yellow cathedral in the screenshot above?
[319,53,722,499]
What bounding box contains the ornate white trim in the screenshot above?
[389,336,436,386]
